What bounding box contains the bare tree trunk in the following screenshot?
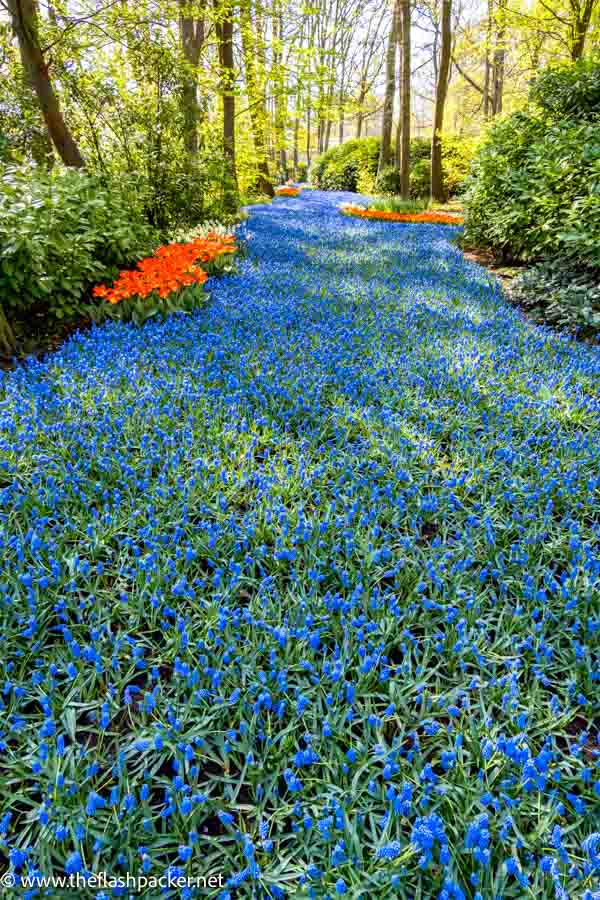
[178,0,205,164]
[355,78,367,137]
[491,0,505,115]
[0,307,17,355]
[394,41,402,170]
[306,102,312,165]
[399,0,411,198]
[215,0,238,210]
[431,0,452,202]
[272,4,288,179]
[378,0,399,174]
[570,0,596,59]
[7,0,84,167]
[240,0,273,194]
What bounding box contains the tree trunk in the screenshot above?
[293,112,300,177]
[483,55,491,119]
[491,0,505,115]
[7,0,84,167]
[215,0,238,210]
[272,5,288,180]
[355,78,367,138]
[394,42,402,170]
[306,103,312,165]
[399,0,411,198]
[431,0,452,202]
[0,307,17,356]
[178,0,205,164]
[569,0,595,59]
[378,0,399,174]
[240,0,273,195]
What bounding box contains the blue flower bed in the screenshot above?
[0,190,599,899]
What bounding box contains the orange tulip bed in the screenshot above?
[91,233,237,323]
[342,205,464,226]
[275,186,302,197]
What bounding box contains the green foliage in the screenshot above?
[465,58,600,334]
[373,165,401,195]
[465,61,600,266]
[369,195,429,213]
[409,158,431,198]
[312,135,475,198]
[441,134,479,196]
[529,58,600,120]
[0,166,156,326]
[310,137,380,191]
[511,259,600,335]
[90,283,208,327]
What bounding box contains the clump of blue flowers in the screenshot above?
[0,190,599,898]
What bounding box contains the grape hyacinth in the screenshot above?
[0,190,599,897]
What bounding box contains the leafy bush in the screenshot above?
[312,135,475,198]
[465,114,600,263]
[409,158,431,198]
[0,166,156,328]
[529,58,600,119]
[373,165,401,195]
[310,138,380,191]
[511,259,600,335]
[465,60,600,265]
[441,134,479,196]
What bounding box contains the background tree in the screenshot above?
[430,0,452,200]
[4,0,84,166]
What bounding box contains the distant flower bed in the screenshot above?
[341,204,464,225]
[92,234,237,323]
[275,186,302,197]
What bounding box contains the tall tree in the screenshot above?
[568,0,597,58]
[178,0,206,165]
[272,0,288,179]
[378,0,399,173]
[240,0,274,194]
[491,0,506,115]
[431,0,452,201]
[399,0,411,198]
[214,0,238,210]
[6,0,84,167]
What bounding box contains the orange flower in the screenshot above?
[93,233,236,306]
[275,187,301,197]
[342,206,464,225]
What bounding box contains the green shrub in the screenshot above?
[0,166,156,327]
[529,58,600,120]
[373,165,401,195]
[465,114,600,264]
[312,135,475,198]
[310,138,380,191]
[441,134,478,196]
[511,259,600,335]
[465,60,600,264]
[409,158,431,198]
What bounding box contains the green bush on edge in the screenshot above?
[464,59,600,335]
[0,165,156,328]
